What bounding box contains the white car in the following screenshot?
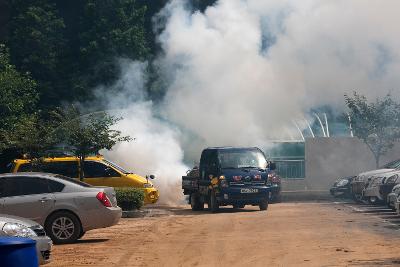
[0,214,52,265]
[351,159,400,201]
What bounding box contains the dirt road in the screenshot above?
[47,202,400,266]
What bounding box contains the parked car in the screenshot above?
[11,155,159,204]
[0,172,122,244]
[362,171,400,204]
[267,171,281,203]
[330,176,354,198]
[350,159,400,202]
[362,176,387,204]
[387,184,400,210]
[0,214,52,265]
[379,173,400,204]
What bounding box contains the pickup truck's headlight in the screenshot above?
[2,223,37,238]
[143,183,153,188]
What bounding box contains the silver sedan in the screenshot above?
[0,214,52,265]
[0,172,122,244]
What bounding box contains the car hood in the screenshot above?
[126,173,151,184]
[371,169,400,179]
[357,168,395,179]
[0,214,39,227]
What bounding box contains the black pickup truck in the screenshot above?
[182,147,275,212]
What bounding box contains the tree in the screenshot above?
[8,0,67,107]
[76,0,149,89]
[0,44,59,170]
[59,107,131,180]
[345,92,400,168]
[0,43,38,151]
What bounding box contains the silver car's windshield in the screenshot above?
[218,149,267,169]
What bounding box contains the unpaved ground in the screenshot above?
[47,202,400,267]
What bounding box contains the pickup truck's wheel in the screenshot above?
[209,190,219,213]
[259,199,269,211]
[190,193,204,211]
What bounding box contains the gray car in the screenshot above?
[0,172,122,244]
[0,214,52,265]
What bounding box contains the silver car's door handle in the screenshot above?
[39,198,52,203]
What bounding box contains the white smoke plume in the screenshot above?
[97,62,188,205]
[157,0,400,144]
[99,0,400,204]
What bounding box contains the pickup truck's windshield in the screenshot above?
[218,149,267,169]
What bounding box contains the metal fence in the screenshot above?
[271,158,305,179]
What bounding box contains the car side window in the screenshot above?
[48,180,65,192]
[42,161,79,178]
[84,161,120,178]
[3,177,51,197]
[18,163,39,172]
[17,161,78,178]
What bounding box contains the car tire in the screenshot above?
[45,211,81,244]
[259,199,268,211]
[78,230,86,239]
[190,193,204,211]
[209,190,219,213]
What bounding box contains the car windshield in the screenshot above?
[54,174,92,187]
[382,159,400,169]
[218,149,267,169]
[103,159,130,174]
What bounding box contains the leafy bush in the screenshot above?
[115,187,145,211]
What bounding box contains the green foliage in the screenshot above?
[0,44,42,154]
[58,107,131,179]
[345,92,400,167]
[8,0,67,107]
[76,0,149,88]
[115,187,145,210]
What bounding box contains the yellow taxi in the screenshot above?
[11,155,159,204]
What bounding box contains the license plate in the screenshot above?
[240,188,258,193]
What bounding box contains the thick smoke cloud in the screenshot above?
[157,0,400,145]
[101,0,400,204]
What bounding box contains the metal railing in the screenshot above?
[271,158,305,179]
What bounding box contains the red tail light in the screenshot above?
[96,192,112,207]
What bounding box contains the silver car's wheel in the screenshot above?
[45,211,81,244]
[52,217,75,240]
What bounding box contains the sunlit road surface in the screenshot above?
[47,202,400,267]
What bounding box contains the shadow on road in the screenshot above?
[144,205,261,217]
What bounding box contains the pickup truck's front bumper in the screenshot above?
[217,186,270,205]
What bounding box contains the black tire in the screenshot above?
[259,199,268,211]
[190,193,204,211]
[78,230,86,239]
[209,190,219,213]
[45,211,81,244]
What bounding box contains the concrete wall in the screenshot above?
[282,137,400,191]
